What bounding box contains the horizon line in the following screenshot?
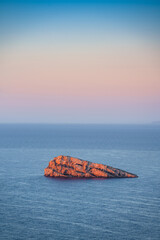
[0,122,159,125]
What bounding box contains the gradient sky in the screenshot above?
[0,0,160,123]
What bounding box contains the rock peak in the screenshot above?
[44,155,138,178]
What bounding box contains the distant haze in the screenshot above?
[0,0,160,123]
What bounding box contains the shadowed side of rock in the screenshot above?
[44,155,138,178]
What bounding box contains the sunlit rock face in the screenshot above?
[44,156,138,178]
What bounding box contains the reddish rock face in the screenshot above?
[44,155,138,178]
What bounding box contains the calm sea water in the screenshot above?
[0,124,160,240]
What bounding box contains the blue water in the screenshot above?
[0,124,160,240]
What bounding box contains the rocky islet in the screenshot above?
[44,155,138,178]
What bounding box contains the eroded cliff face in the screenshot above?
[44,155,138,178]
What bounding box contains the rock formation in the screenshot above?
[44,155,138,178]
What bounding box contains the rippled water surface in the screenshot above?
[0,124,160,240]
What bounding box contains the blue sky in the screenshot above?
[0,0,160,123]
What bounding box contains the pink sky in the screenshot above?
[0,3,160,123]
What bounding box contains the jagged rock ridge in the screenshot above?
[44,155,138,178]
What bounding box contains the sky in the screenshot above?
[0,0,160,123]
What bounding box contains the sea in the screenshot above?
[0,124,160,240]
